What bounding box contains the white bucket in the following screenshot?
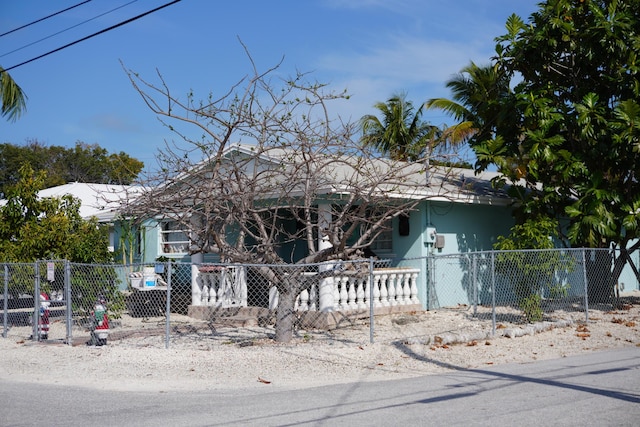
[129,273,142,289]
[143,267,156,289]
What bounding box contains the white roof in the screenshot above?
[36,182,142,222]
[223,143,515,206]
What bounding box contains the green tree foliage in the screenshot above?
[0,165,113,264]
[494,0,640,304]
[494,217,558,252]
[0,141,144,197]
[490,1,640,249]
[0,165,126,317]
[0,66,27,122]
[432,0,640,303]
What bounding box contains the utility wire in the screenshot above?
[2,0,182,73]
[0,0,93,38]
[1,0,139,59]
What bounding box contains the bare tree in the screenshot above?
[121,49,455,342]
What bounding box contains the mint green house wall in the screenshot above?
[392,200,515,309]
[424,201,515,254]
[392,201,514,259]
[390,202,514,256]
[114,200,518,309]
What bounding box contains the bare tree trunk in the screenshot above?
[275,289,296,342]
[610,252,629,309]
[121,49,453,344]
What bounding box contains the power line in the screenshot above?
[2,0,182,73]
[1,0,139,59]
[0,0,93,38]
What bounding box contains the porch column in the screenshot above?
[318,203,335,312]
[191,252,204,306]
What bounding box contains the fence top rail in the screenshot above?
[0,248,624,268]
[429,247,622,260]
[183,259,385,269]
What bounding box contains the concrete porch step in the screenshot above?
[209,315,265,328]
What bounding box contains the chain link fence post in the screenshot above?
[582,248,589,322]
[369,257,374,344]
[2,264,7,338]
[491,250,496,336]
[165,261,172,349]
[32,261,40,341]
[472,253,477,317]
[426,254,432,310]
[64,260,72,345]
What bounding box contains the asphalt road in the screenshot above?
[1,347,639,426]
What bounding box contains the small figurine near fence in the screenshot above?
[37,292,50,340]
[88,296,109,346]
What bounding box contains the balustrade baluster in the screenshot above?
[216,273,225,306]
[269,285,278,310]
[410,272,419,304]
[202,280,210,305]
[379,273,389,306]
[339,276,349,310]
[309,283,317,311]
[207,273,216,305]
[388,273,397,306]
[397,272,407,304]
[333,279,340,311]
[356,278,366,309]
[298,289,309,311]
[372,275,381,307]
[347,279,357,309]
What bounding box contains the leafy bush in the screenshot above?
[519,293,543,323]
[494,217,573,323]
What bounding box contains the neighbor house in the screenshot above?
[35,182,142,254]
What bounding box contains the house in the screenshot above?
[29,182,142,253]
[122,144,517,316]
[132,145,516,261]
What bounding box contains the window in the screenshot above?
[368,220,393,254]
[160,221,189,254]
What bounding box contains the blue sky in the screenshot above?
[1,0,540,169]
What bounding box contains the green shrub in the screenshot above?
[519,293,543,323]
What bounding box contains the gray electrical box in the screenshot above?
[425,227,437,245]
[435,234,445,249]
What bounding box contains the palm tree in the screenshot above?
[0,66,27,122]
[425,61,512,150]
[359,93,439,161]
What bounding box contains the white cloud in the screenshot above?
[322,36,491,84]
[314,33,496,123]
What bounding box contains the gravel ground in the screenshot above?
[1,293,639,392]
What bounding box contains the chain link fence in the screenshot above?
[427,248,629,323]
[2,248,637,348]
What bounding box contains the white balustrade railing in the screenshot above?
[191,265,247,308]
[269,268,421,312]
[192,265,420,311]
[330,268,420,311]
